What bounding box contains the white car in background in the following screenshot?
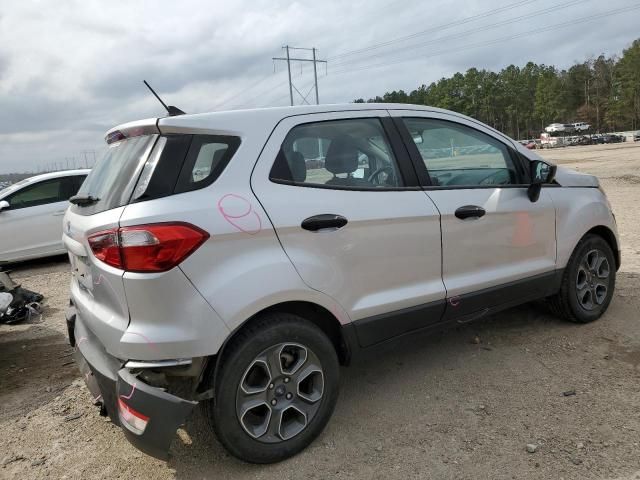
[572,122,590,132]
[0,169,89,263]
[545,123,566,133]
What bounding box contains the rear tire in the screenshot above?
[205,312,339,463]
[548,234,616,323]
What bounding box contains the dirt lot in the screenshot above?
[1,142,640,479]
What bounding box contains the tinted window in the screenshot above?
[6,178,66,209]
[403,118,518,187]
[270,118,404,189]
[72,135,157,215]
[174,135,241,193]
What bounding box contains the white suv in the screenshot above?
[64,104,619,463]
[572,122,590,132]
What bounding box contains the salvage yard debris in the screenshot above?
[0,270,43,324]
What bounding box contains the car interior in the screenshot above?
[272,119,402,188]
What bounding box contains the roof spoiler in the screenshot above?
[104,119,160,144]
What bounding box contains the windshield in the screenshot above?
[72,134,157,215]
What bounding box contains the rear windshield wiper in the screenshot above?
[69,194,100,206]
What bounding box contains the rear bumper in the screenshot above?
[67,307,197,460]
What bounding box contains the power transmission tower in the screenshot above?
[272,46,326,106]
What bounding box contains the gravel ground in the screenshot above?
[1,142,640,479]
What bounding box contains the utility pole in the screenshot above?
[272,46,326,106]
[285,46,293,106]
[312,47,320,104]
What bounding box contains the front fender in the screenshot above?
[547,187,619,268]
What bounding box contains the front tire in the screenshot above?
[206,312,339,463]
[548,234,616,323]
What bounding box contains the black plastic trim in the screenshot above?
[72,313,197,461]
[118,368,197,460]
[444,270,562,320]
[380,116,421,187]
[391,116,433,186]
[132,134,193,203]
[174,135,241,194]
[268,178,422,191]
[343,269,564,354]
[353,300,446,347]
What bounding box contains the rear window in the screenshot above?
[72,135,157,215]
[72,133,240,214]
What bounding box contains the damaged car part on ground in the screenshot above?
[64,104,619,463]
[0,269,43,324]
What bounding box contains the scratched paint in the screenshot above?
[120,382,137,400]
[74,336,88,352]
[217,193,262,235]
[122,331,158,350]
[448,296,461,307]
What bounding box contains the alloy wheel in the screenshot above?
[575,248,610,311]
[236,343,325,443]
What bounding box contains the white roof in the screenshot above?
[107,103,513,146]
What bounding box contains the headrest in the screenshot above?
[325,135,359,175]
[288,151,306,182]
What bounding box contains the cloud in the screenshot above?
[0,0,638,172]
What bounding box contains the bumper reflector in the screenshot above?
[118,398,149,435]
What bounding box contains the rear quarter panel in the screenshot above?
[119,127,351,356]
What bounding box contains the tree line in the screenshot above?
[354,38,640,139]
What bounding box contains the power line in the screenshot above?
[328,5,640,77]
[272,46,327,105]
[230,76,290,109]
[211,72,277,110]
[327,0,540,61]
[330,0,586,70]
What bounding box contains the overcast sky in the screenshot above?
[0,0,638,173]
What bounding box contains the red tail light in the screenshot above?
[87,223,209,273]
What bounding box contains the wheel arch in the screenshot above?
[585,225,620,270]
[197,301,352,396]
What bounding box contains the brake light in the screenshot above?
[87,223,209,272]
[87,229,122,269]
[118,398,149,434]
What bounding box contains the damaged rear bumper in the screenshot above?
[67,307,197,460]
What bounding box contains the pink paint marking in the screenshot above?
[217,193,262,235]
[217,193,252,218]
[74,336,88,352]
[123,331,158,350]
[93,394,102,403]
[120,382,137,400]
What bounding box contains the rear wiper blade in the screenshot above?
[69,194,100,206]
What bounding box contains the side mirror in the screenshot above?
[527,160,556,202]
[0,200,9,212]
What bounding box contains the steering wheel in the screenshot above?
[367,165,396,186]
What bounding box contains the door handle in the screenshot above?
[454,205,486,220]
[301,214,348,231]
[52,211,66,216]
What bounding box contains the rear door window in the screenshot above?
[270,118,405,189]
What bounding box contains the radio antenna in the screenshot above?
[143,80,186,116]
